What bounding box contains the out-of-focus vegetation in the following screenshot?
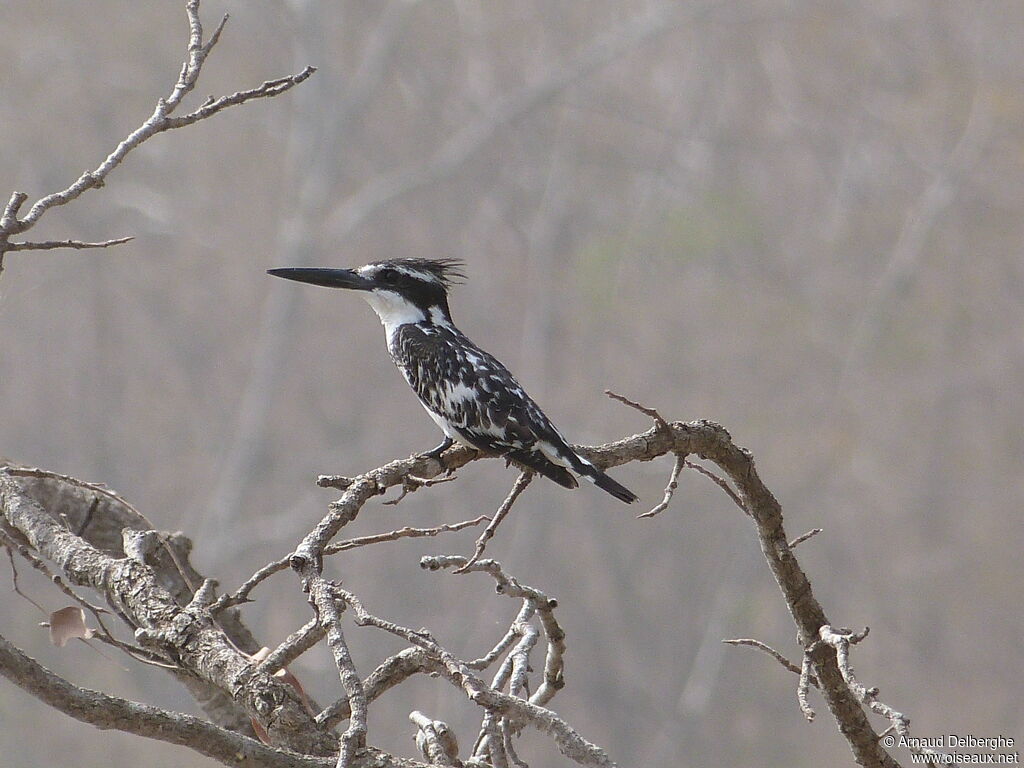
[1,1,1021,765]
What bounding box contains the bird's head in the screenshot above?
[268,259,465,331]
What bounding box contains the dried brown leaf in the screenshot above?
[249,718,272,745]
[48,606,95,647]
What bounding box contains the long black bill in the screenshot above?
[267,267,373,290]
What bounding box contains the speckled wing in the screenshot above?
[389,323,579,488]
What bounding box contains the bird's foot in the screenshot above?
[420,436,454,462]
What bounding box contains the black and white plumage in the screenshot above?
[268,259,638,503]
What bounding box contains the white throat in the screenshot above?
[361,290,426,343]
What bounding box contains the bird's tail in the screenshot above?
[560,449,638,504]
[519,438,639,503]
[588,468,639,504]
[505,449,579,490]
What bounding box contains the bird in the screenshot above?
[268,259,638,503]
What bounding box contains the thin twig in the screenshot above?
[6,237,134,251]
[455,473,533,573]
[722,638,805,677]
[213,515,491,613]
[684,459,749,515]
[798,652,816,721]
[3,536,45,613]
[327,516,489,553]
[638,453,685,518]
[209,556,290,613]
[163,68,317,129]
[257,618,325,676]
[789,528,823,548]
[383,473,458,505]
[604,390,672,433]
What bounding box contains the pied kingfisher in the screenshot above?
[268,259,638,503]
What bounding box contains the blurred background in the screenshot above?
[1,1,1022,765]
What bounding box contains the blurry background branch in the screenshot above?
[0,0,312,276]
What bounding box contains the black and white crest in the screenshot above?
[354,259,464,326]
[268,257,637,503]
[363,258,465,288]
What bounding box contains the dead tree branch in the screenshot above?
[0,632,332,768]
[0,0,313,276]
[284,396,920,766]
[4,398,932,766]
[0,472,337,756]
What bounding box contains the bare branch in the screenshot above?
[0,0,314,274]
[163,68,317,129]
[6,237,134,252]
[684,458,749,515]
[0,632,332,768]
[789,528,824,548]
[455,472,533,572]
[722,638,806,678]
[798,652,817,722]
[638,453,685,518]
[409,711,460,766]
[328,516,490,552]
[0,472,336,756]
[328,582,614,768]
[604,389,673,433]
[301,573,367,768]
[258,618,326,677]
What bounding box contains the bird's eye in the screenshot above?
[377,267,398,283]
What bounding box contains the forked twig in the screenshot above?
[0,0,314,276]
